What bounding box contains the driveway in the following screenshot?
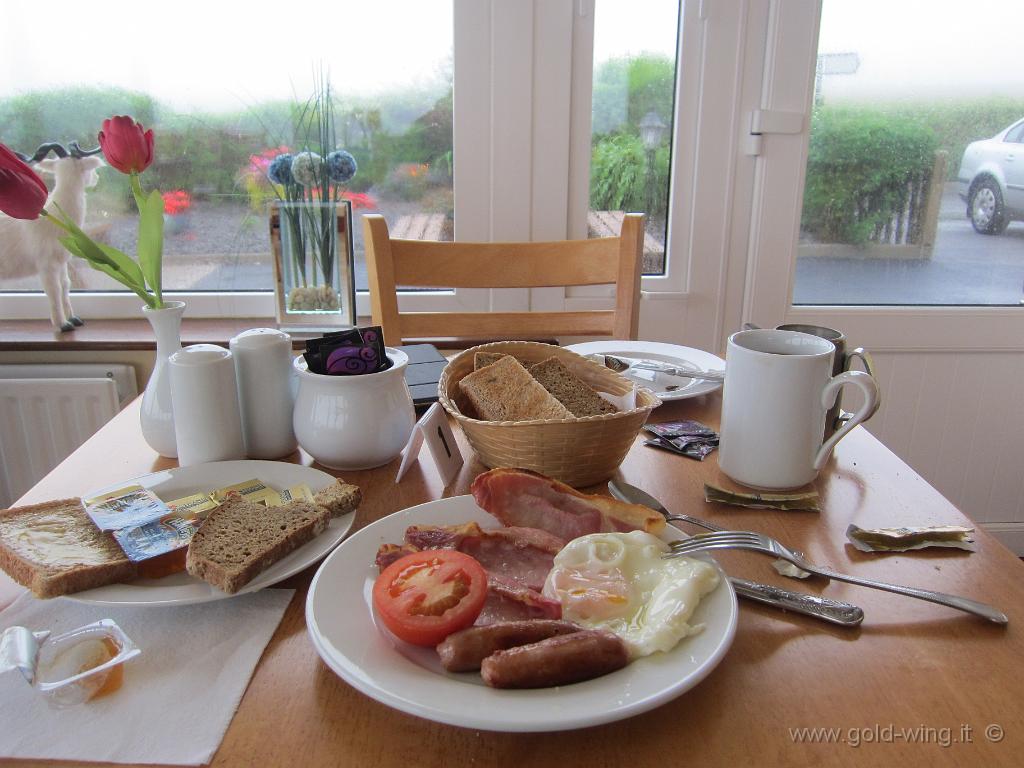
[794,183,1024,305]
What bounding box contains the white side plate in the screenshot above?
[71,460,352,606]
[566,340,726,401]
[305,495,737,732]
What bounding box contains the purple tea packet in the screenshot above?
[303,328,367,374]
[644,420,718,439]
[321,325,391,376]
[644,436,718,461]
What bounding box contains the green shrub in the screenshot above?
[590,133,669,213]
[802,108,938,244]
[593,54,675,136]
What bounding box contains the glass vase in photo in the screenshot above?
[271,200,355,329]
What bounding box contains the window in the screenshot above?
[0,0,452,312]
[793,0,1024,306]
[588,1,679,276]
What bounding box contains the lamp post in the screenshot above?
[639,111,667,217]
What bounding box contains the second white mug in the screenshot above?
[718,329,879,490]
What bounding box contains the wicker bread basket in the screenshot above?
[438,341,661,487]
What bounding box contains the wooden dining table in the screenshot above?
[3,391,1022,767]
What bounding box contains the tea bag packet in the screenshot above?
[846,524,976,553]
[82,485,173,532]
[303,326,391,376]
[643,420,719,460]
[704,482,821,512]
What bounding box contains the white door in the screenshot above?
[726,0,1024,552]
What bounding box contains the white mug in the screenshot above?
[718,329,879,490]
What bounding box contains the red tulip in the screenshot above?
[98,115,155,174]
[0,143,48,219]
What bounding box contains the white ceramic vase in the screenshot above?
[293,348,415,470]
[140,300,185,457]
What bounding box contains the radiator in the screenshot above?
[0,364,138,508]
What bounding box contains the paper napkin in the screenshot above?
[0,588,294,766]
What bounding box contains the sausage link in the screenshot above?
[436,620,580,672]
[480,630,628,688]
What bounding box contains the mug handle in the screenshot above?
[835,347,882,426]
[813,370,879,470]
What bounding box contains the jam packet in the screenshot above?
[1,619,140,708]
[111,493,219,564]
[82,485,172,532]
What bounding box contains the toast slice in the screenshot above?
[528,357,618,417]
[313,479,362,518]
[458,356,573,422]
[185,492,331,594]
[473,352,511,370]
[0,498,138,598]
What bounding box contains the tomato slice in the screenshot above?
[372,550,488,646]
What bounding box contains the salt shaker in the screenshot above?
[168,344,246,467]
[229,328,297,459]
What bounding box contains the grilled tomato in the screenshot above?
[372,550,488,646]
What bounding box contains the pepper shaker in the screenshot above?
[229,328,298,459]
[168,344,246,467]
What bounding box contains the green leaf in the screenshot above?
[137,189,164,304]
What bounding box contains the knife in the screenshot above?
[596,354,726,382]
[608,480,864,627]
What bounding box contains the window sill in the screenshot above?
[0,318,304,351]
[0,318,559,352]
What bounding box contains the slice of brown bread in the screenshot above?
[458,356,573,422]
[529,357,618,417]
[474,352,511,370]
[0,498,137,598]
[313,479,362,517]
[185,492,331,594]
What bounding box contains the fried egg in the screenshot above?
[542,531,719,659]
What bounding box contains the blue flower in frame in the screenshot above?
[326,150,357,184]
[267,153,294,185]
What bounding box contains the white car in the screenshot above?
[958,117,1024,234]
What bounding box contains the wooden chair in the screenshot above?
[364,213,644,346]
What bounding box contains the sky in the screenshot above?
[1,1,1019,109]
[817,0,1021,102]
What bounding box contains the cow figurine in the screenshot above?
[0,141,104,331]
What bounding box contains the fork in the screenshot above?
[665,531,1008,624]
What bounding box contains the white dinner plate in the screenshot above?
[70,460,352,606]
[566,340,726,401]
[305,495,737,732]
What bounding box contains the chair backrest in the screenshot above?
[364,213,645,346]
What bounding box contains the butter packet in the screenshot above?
[846,524,976,553]
[111,493,219,564]
[82,485,172,532]
[210,478,280,506]
[271,484,315,505]
[704,483,821,512]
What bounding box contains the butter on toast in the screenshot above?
[0,498,137,598]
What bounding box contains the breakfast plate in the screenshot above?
[70,460,352,607]
[565,340,726,401]
[305,495,738,732]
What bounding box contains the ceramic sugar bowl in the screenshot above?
[292,348,415,470]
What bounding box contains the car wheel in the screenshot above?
[968,178,1010,235]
